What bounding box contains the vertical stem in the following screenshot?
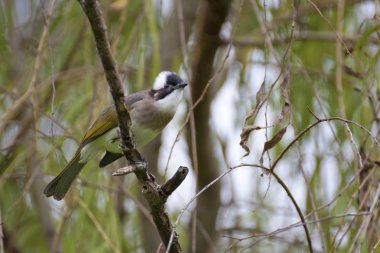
[335,0,346,119]
[144,0,160,79]
[0,212,3,253]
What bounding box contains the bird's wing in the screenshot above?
[80,106,118,147]
[79,91,149,148]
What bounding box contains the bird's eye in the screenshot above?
[164,84,169,88]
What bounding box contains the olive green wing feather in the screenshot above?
[80,106,119,147]
[83,92,147,143]
[43,152,85,200]
[81,92,146,147]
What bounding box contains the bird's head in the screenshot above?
[152,71,187,101]
[153,71,187,96]
[151,71,188,112]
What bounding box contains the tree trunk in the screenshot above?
[190,0,231,252]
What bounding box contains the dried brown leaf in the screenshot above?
[259,127,287,165]
[277,73,291,125]
[244,80,266,124]
[240,125,263,156]
[263,127,287,151]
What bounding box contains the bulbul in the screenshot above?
[44,71,187,200]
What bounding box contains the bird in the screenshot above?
[44,71,187,200]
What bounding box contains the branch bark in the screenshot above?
[77,1,188,252]
[77,0,136,158]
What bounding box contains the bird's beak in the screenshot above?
[177,82,188,89]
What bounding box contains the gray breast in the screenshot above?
[129,98,174,131]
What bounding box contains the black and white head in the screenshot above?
[152,71,187,112]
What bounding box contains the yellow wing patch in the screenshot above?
[81,107,118,146]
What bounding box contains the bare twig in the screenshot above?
[50,205,73,253]
[274,0,362,25]
[80,180,154,226]
[221,31,380,47]
[0,0,56,136]
[335,0,356,159]
[161,167,189,198]
[332,168,377,251]
[349,182,380,253]
[265,115,380,253]
[296,144,327,251]
[0,212,3,253]
[305,0,351,55]
[77,198,121,253]
[270,170,313,253]
[344,123,363,169]
[271,117,380,171]
[166,163,267,253]
[371,238,380,253]
[228,211,370,250]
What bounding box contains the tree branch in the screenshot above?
[77,1,187,252]
[77,0,139,161]
[161,166,189,198]
[222,31,379,47]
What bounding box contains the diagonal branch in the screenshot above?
[77,0,137,160]
[77,1,187,252]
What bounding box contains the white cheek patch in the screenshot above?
[153,71,172,89]
[156,89,183,114]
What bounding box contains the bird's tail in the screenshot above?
[44,153,85,200]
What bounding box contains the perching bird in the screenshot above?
[44,71,187,200]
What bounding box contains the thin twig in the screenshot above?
[50,205,73,253]
[221,31,380,47]
[266,116,380,252]
[270,170,314,253]
[344,123,363,169]
[77,198,121,253]
[0,212,3,253]
[0,0,56,135]
[349,182,380,253]
[332,168,378,251]
[166,163,267,253]
[296,143,327,251]
[228,211,370,250]
[271,117,380,171]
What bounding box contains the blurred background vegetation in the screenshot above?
[0,0,379,252]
